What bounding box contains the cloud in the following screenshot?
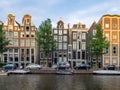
[62,0,120,28]
[1,0,120,29]
[107,7,120,14]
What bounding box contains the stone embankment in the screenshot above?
[30,68,93,74]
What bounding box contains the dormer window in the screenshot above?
[59,25,62,29]
[77,25,81,29]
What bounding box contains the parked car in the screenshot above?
[74,64,90,70]
[26,64,42,69]
[104,65,116,70]
[58,62,70,70]
[3,64,16,70]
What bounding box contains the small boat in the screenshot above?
[56,70,73,75]
[0,72,8,76]
[8,69,30,74]
[0,71,8,76]
[93,70,120,75]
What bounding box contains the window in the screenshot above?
[105,33,109,41]
[26,57,30,61]
[68,46,72,52]
[9,56,13,61]
[31,35,34,37]
[58,43,62,49]
[8,31,13,38]
[113,35,117,39]
[105,24,109,28]
[82,51,85,59]
[73,33,77,39]
[93,30,96,36]
[63,43,67,50]
[26,49,29,55]
[63,36,67,42]
[63,30,67,34]
[77,25,81,29]
[54,36,57,41]
[63,57,67,62]
[21,32,24,38]
[20,40,24,46]
[113,46,116,54]
[14,48,18,53]
[21,49,24,53]
[9,49,13,52]
[26,40,30,46]
[59,30,62,35]
[78,52,80,59]
[31,49,34,54]
[82,43,86,50]
[31,56,34,63]
[27,19,30,23]
[31,40,35,46]
[73,51,76,59]
[4,54,7,63]
[113,24,117,28]
[59,57,62,62]
[54,30,57,34]
[78,41,81,49]
[14,32,18,38]
[59,36,62,42]
[73,42,77,50]
[82,33,86,39]
[106,47,109,54]
[26,35,29,37]
[14,39,18,46]
[26,26,29,31]
[15,56,18,61]
[68,53,71,59]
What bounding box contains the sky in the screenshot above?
[0,0,120,28]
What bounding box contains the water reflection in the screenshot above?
[0,74,120,90]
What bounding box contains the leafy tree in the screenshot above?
[88,24,109,68]
[0,25,9,62]
[36,18,56,67]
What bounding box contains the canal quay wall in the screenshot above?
[30,68,93,74]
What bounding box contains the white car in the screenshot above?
[26,64,42,69]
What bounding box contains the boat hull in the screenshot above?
[0,72,8,76]
[56,70,73,75]
[8,70,30,74]
[93,70,120,75]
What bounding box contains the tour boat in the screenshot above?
[56,70,73,75]
[93,70,120,75]
[8,69,30,74]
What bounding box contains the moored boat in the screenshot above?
[0,70,8,76]
[8,69,30,74]
[56,70,73,75]
[93,70,120,75]
[0,72,8,76]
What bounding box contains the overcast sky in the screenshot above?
[0,0,120,28]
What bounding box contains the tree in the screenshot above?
[36,18,56,67]
[88,24,109,68]
[0,25,9,62]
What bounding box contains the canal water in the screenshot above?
[0,74,120,90]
